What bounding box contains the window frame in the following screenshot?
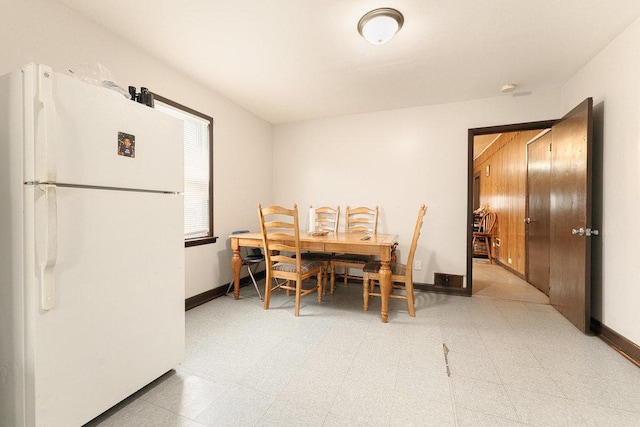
[153,93,216,247]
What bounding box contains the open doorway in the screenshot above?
[467,99,595,333]
[466,120,556,302]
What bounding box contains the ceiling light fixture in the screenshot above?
[358,8,404,45]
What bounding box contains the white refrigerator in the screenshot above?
[0,64,185,426]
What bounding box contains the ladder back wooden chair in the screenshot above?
[301,206,339,294]
[362,204,427,318]
[258,204,323,316]
[311,205,340,233]
[330,206,378,293]
[472,210,497,264]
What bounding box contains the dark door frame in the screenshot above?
[466,119,557,296]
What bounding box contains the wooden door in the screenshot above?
[526,131,551,295]
[549,98,594,333]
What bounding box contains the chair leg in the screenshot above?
[227,264,264,300]
[405,279,416,317]
[363,273,370,311]
[225,278,234,296]
[294,279,302,317]
[225,263,242,296]
[247,264,263,301]
[264,271,273,310]
[330,263,336,294]
[317,272,323,303]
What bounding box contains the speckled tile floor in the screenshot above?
[85,276,640,426]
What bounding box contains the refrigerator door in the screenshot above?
[24,64,183,192]
[25,185,184,426]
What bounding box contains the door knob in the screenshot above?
[572,227,599,237]
[524,217,531,224]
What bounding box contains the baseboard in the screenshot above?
[414,282,471,296]
[591,318,640,367]
[185,271,266,311]
[186,275,470,310]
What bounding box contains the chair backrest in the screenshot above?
[345,206,378,234]
[479,211,497,234]
[258,204,303,271]
[311,205,340,233]
[404,204,428,281]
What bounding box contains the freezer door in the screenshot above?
[25,185,184,426]
[25,64,183,192]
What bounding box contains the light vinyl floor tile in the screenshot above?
[86,267,640,427]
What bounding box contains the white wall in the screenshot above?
[272,91,561,285]
[562,17,640,344]
[0,0,273,298]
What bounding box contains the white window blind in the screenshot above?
[155,101,211,239]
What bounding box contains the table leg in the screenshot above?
[379,260,391,323]
[231,247,242,300]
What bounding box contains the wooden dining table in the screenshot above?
[230,232,399,322]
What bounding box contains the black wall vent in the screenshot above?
[434,273,463,288]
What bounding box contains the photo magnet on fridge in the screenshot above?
[117,132,135,158]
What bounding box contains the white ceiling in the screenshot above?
[57,0,640,124]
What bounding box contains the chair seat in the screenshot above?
[330,253,374,294]
[363,261,407,276]
[301,252,334,261]
[333,254,371,263]
[473,231,491,238]
[244,255,265,263]
[272,260,323,274]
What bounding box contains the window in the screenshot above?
[153,94,215,246]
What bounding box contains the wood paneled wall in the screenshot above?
[473,130,540,275]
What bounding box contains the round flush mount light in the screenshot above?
[358,8,404,45]
[501,83,517,93]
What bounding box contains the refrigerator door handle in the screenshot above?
[37,64,57,183]
[39,184,58,310]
